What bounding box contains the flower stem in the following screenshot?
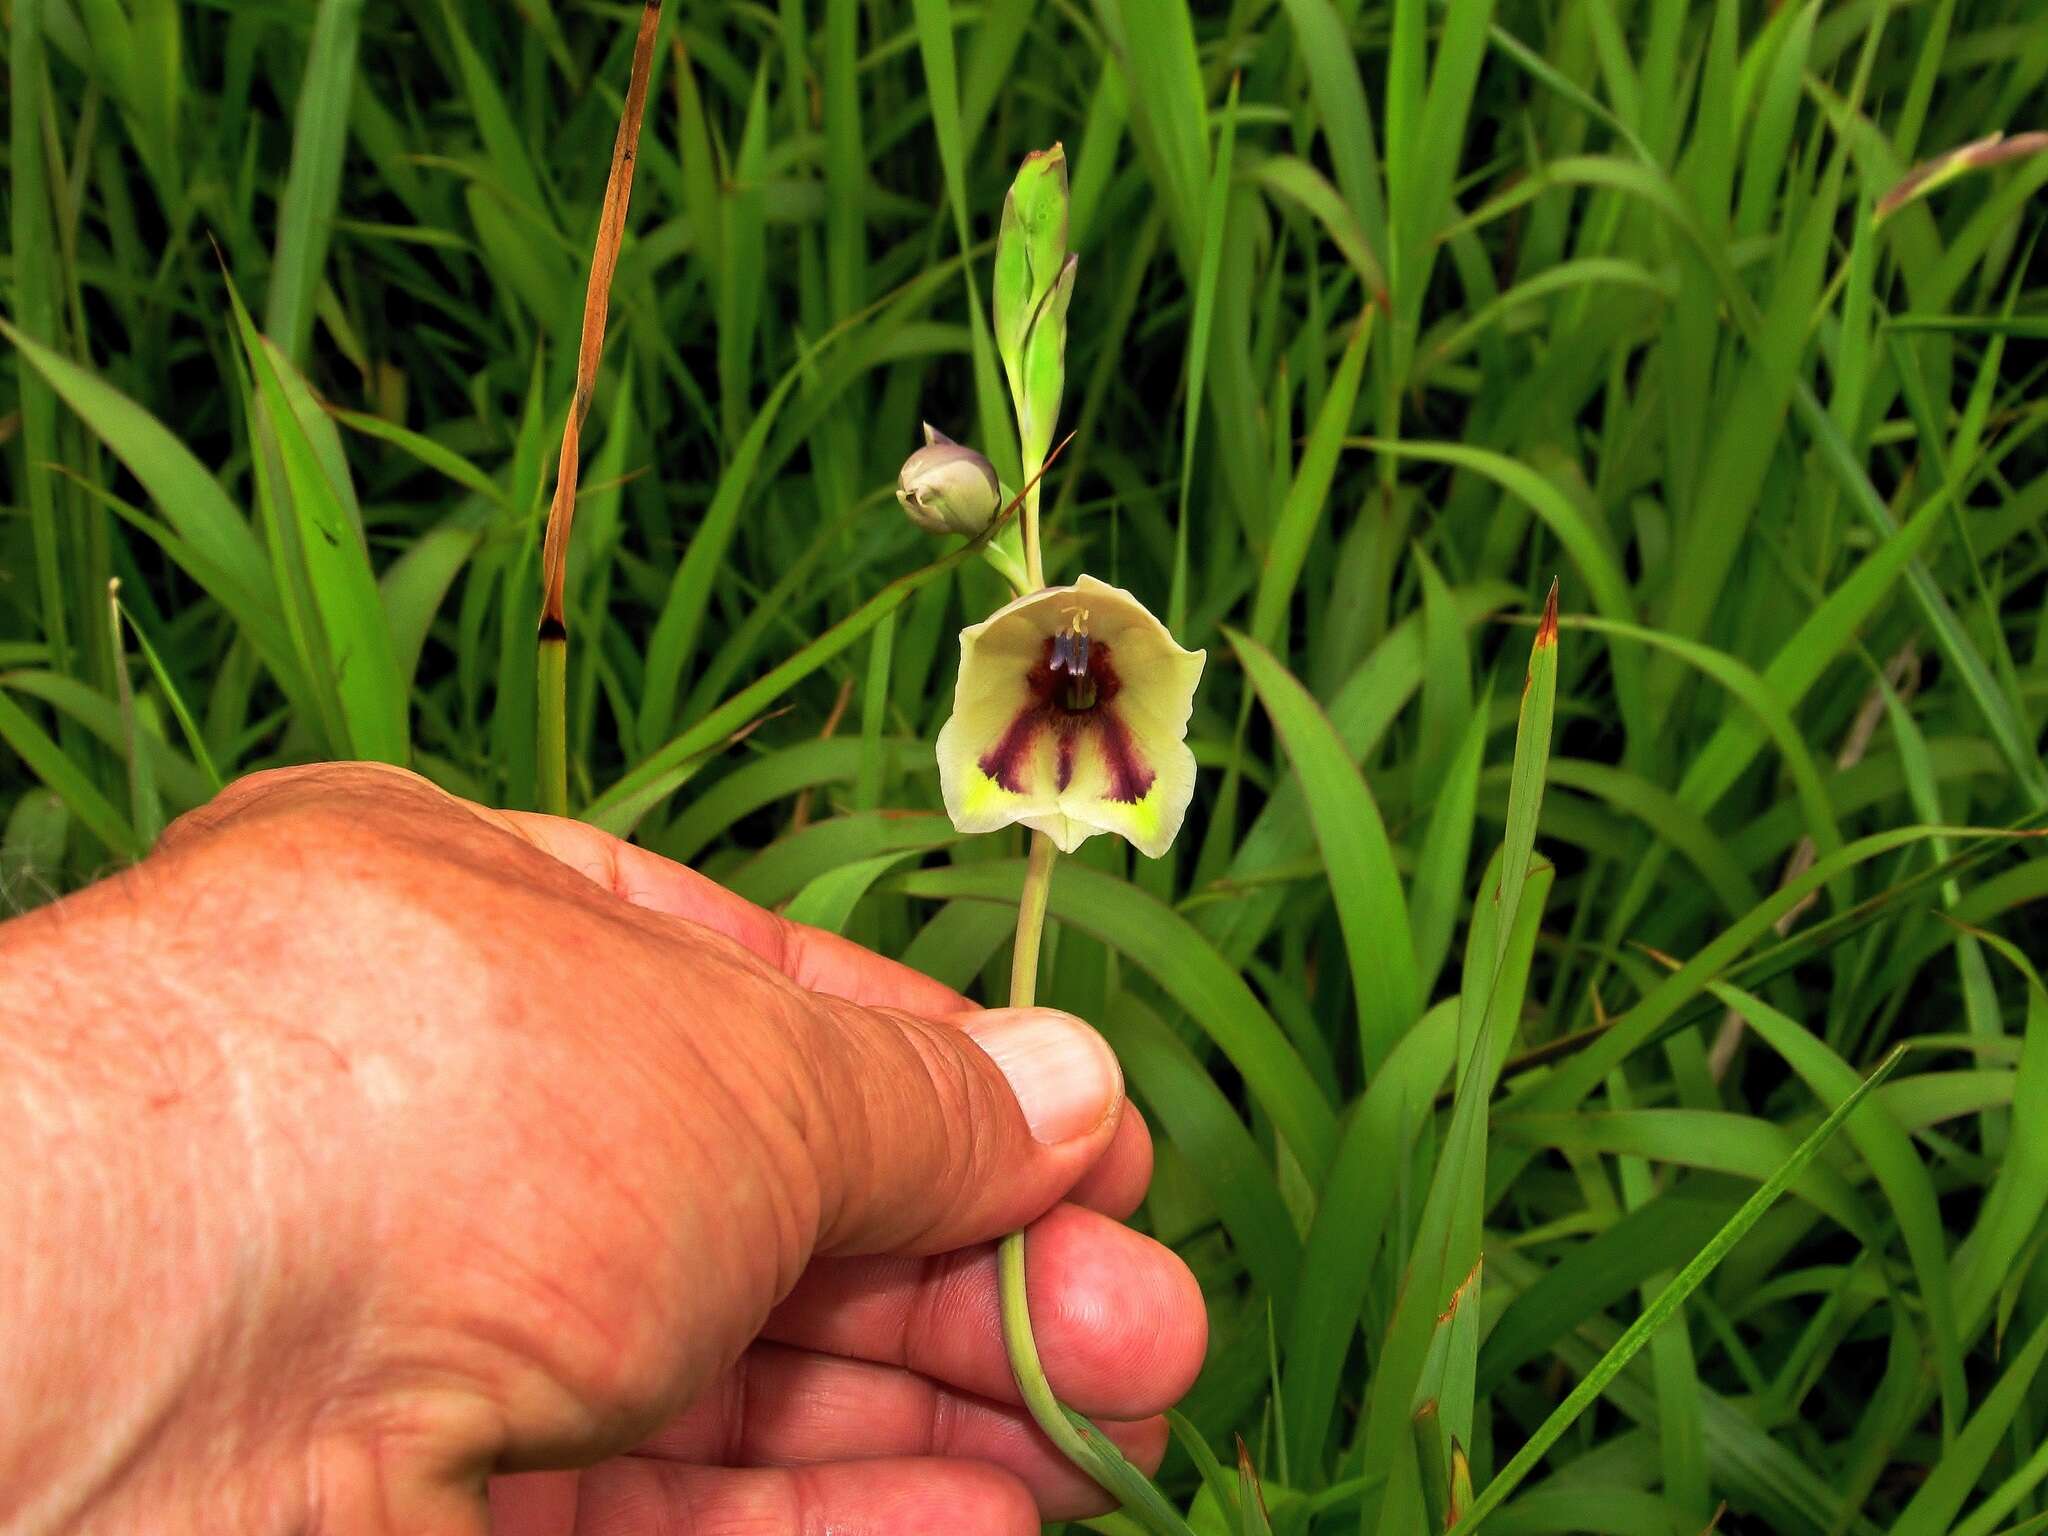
[996,830,1101,1475]
[996,474,1099,1482]
[999,1222,1106,1471]
[996,829,1192,1526]
[1021,459,1046,588]
[1008,829,1056,1008]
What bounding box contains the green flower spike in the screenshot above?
[952,147,1206,1536]
[993,143,1078,475]
[992,144,1076,588]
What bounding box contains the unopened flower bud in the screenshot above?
[897,424,1001,536]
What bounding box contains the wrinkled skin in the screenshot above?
[0,764,1206,1535]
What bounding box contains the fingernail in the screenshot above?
[965,1008,1123,1145]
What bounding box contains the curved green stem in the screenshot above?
[999,1226,1100,1465]
[1000,1229,1198,1536]
[998,832,1102,1463]
[992,834,1196,1536]
[999,843,1130,1507]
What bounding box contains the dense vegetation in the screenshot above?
[6,1,2048,1531]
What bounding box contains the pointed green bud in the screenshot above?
[993,145,1073,467]
[1017,252,1077,467]
[994,145,1070,381]
[897,424,1001,536]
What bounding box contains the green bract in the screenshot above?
[992,144,1077,474]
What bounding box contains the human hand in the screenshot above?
[0,764,1204,1536]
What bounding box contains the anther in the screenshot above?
[1050,612,1096,710]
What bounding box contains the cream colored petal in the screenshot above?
[1066,629,1204,860]
[1019,808,1099,853]
[1068,574,1197,675]
[1049,652,1202,861]
[1119,644,1206,743]
[1055,728,1197,859]
[936,610,1058,840]
[958,581,1085,651]
[936,709,1063,840]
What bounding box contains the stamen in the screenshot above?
[1051,610,1095,710]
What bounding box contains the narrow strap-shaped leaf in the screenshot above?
[1249,313,1372,652]
[1449,1045,1909,1536]
[264,0,365,364]
[1170,72,1238,635]
[1493,582,1556,971]
[0,686,138,861]
[1231,629,1419,1071]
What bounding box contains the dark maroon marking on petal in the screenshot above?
[998,635,1150,797]
[1086,642,1124,706]
[1091,705,1157,804]
[979,705,1048,793]
[1023,645,1059,706]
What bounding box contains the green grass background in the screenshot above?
[6,1,2048,1531]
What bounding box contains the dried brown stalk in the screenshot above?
[539,0,664,639]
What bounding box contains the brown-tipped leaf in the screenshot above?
[1234,1436,1275,1536]
[1875,131,2048,223]
[538,0,663,631]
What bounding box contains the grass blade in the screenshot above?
[265,0,365,364]
[1230,629,1420,1071]
[0,686,138,861]
[1493,582,1557,969]
[226,280,407,764]
[1448,1045,1909,1536]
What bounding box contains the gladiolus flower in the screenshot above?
[897,424,1001,536]
[937,575,1204,858]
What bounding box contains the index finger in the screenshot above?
[486,807,975,1017]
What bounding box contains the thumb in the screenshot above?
[795,1001,1126,1255]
